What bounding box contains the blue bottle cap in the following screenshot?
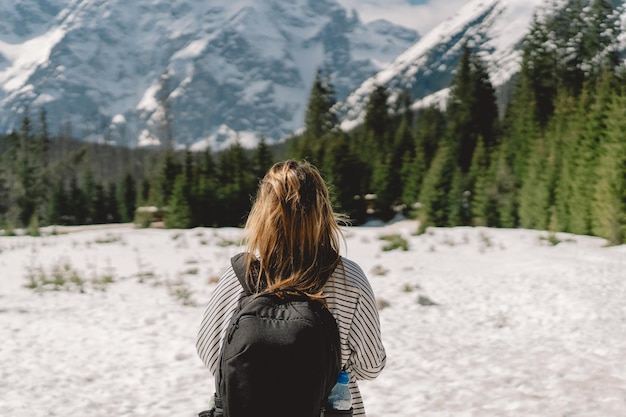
[337,370,349,384]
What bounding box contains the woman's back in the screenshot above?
[196,160,385,417]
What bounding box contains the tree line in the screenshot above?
[0,0,624,244]
[291,0,625,244]
[0,124,276,232]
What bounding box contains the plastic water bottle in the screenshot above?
[328,370,352,410]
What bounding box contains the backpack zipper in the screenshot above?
[227,317,241,343]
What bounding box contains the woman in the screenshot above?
[196,160,386,416]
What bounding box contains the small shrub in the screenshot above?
[539,232,561,246]
[478,231,493,252]
[379,234,409,251]
[402,283,421,292]
[94,234,121,244]
[217,238,238,247]
[417,295,438,306]
[25,259,85,292]
[27,215,40,237]
[91,275,115,291]
[167,278,196,306]
[414,210,428,235]
[3,222,16,236]
[25,258,117,293]
[136,270,156,282]
[414,223,427,236]
[134,210,153,228]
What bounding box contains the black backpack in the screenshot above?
[204,252,342,417]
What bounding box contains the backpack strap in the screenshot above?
[231,252,303,298]
[230,252,252,295]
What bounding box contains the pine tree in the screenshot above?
[413,106,445,171]
[585,0,622,76]
[549,92,577,233]
[138,178,151,207]
[468,139,489,225]
[400,152,425,213]
[548,0,621,96]
[445,44,498,173]
[106,182,120,223]
[118,172,137,223]
[304,69,338,140]
[69,175,87,225]
[518,134,553,230]
[520,13,558,127]
[15,115,43,227]
[446,45,473,172]
[48,179,67,226]
[93,183,108,224]
[418,145,456,228]
[473,154,499,227]
[551,0,587,96]
[297,69,338,165]
[369,155,395,221]
[321,132,368,224]
[165,173,192,229]
[500,75,539,187]
[492,153,518,228]
[0,156,8,224]
[216,142,255,226]
[568,75,611,235]
[156,149,181,208]
[447,167,468,226]
[81,168,96,223]
[194,148,218,226]
[590,91,626,244]
[254,134,274,180]
[385,112,414,209]
[364,85,391,155]
[471,55,499,151]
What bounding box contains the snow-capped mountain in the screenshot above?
[0,0,418,149]
[336,0,549,131]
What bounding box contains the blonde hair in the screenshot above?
[243,160,344,300]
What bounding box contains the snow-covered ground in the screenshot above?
[1,220,625,417]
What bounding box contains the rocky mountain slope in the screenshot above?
[0,0,418,149]
[336,0,550,131]
[5,0,622,150]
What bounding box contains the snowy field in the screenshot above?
[1,220,625,417]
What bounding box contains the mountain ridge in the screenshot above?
[336,0,549,131]
[0,0,419,150]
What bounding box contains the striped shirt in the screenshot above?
[196,256,387,416]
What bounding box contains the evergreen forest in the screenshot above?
[1,0,625,245]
